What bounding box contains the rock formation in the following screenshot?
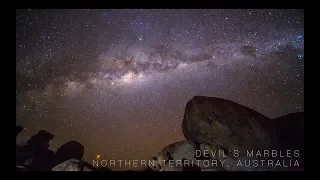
[272,112,304,150]
[182,96,275,151]
[16,128,97,171]
[55,140,84,166]
[16,130,56,171]
[52,159,97,171]
[271,112,304,170]
[148,140,198,171]
[16,96,304,171]
[177,96,304,171]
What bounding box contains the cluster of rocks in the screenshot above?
[16,96,304,171]
[15,128,108,171]
[147,96,304,171]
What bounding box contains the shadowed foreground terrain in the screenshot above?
[16,96,304,171]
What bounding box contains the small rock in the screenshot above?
[149,140,197,171]
[52,159,97,171]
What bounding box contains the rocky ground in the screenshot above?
[16,96,304,171]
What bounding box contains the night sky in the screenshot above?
[16,9,304,170]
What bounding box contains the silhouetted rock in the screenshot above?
[28,149,56,171]
[52,159,97,171]
[272,112,304,150]
[16,125,23,137]
[179,96,304,171]
[182,96,274,151]
[55,140,84,165]
[23,130,54,152]
[272,112,304,170]
[15,96,304,171]
[17,130,55,171]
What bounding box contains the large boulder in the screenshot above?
[24,150,56,171]
[55,140,84,165]
[182,96,275,151]
[52,159,97,171]
[271,112,304,171]
[181,96,303,171]
[23,130,54,153]
[272,112,304,150]
[17,130,55,171]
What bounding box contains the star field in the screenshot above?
[16,9,304,170]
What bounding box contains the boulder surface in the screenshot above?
[182,96,274,150]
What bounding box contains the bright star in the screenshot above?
[297,54,303,60]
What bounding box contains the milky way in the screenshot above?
[16,9,304,170]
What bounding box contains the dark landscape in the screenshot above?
[16,96,304,171]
